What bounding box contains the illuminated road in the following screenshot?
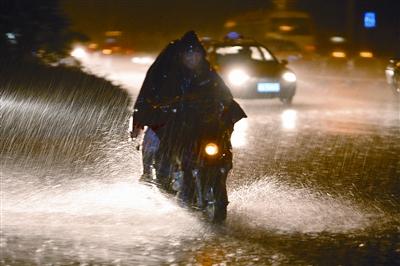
[1,54,399,265]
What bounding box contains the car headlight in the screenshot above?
[228,69,250,86]
[70,47,87,59]
[282,72,296,82]
[205,143,219,156]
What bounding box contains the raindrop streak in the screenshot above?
[1,54,398,265]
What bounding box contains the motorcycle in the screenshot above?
[136,101,233,223]
[179,123,231,223]
[385,58,400,96]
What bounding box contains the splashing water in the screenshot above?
[228,177,373,234]
[2,167,207,264]
[2,56,397,265]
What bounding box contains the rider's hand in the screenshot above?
[130,125,142,139]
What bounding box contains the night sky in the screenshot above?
[62,0,400,54]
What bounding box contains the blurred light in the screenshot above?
[330,36,346,43]
[304,45,316,52]
[364,12,376,28]
[70,47,87,59]
[105,31,122,37]
[231,119,248,148]
[282,72,297,82]
[224,20,237,28]
[5,32,17,44]
[228,69,250,85]
[225,32,242,40]
[131,56,154,65]
[88,43,98,49]
[201,36,212,42]
[385,69,394,76]
[288,55,301,62]
[205,143,219,156]
[102,49,112,55]
[359,51,373,58]
[279,25,293,32]
[111,46,121,52]
[6,32,16,40]
[385,69,394,84]
[105,37,116,44]
[332,51,346,58]
[281,109,297,130]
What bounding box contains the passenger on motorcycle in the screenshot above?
[131,31,246,209]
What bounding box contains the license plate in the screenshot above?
[257,82,280,93]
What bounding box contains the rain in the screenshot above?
[1,0,400,265]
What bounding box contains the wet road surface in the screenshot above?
[1,56,399,265]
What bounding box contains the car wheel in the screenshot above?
[280,96,293,105]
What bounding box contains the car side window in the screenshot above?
[215,46,242,55]
[260,47,275,61]
[250,46,263,61]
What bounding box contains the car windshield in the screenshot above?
[215,45,276,63]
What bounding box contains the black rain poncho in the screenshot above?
[132,31,247,156]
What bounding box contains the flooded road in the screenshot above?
[1,56,399,265]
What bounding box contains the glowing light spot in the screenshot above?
[359,51,373,58]
[330,36,346,43]
[281,109,297,130]
[279,25,294,32]
[332,51,346,58]
[6,32,16,39]
[70,47,87,59]
[228,69,250,86]
[88,43,98,49]
[364,12,376,28]
[224,21,237,28]
[102,49,112,55]
[205,143,219,156]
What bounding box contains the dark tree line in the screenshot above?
[0,0,86,61]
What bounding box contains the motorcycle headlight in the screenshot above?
[228,69,250,86]
[386,69,395,84]
[205,143,219,156]
[386,69,394,77]
[282,72,296,82]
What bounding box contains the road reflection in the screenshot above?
[281,109,298,130]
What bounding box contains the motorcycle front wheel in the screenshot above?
[204,186,227,223]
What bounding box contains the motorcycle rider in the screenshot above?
[132,31,246,204]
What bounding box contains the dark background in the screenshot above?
[62,0,400,55]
